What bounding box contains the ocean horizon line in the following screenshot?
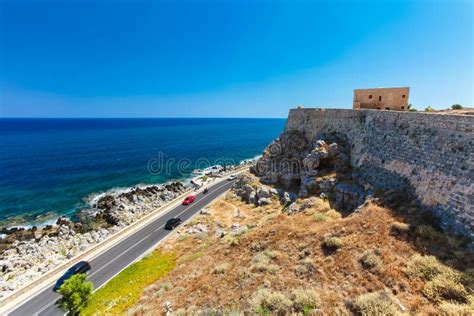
[0,116,287,120]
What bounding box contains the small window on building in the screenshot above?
[368,95,373,99]
[401,106,405,110]
[402,94,406,98]
[385,107,390,110]
[379,96,382,101]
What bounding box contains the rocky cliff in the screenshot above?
[253,108,473,238]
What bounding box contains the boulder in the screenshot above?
[187,224,208,234]
[256,187,271,199]
[97,195,116,210]
[286,202,300,214]
[280,191,292,206]
[257,197,272,206]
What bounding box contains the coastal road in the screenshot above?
[8,178,237,316]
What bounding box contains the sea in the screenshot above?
[0,118,285,227]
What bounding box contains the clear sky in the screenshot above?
[0,0,472,118]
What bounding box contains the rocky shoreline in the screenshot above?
[0,159,256,299]
[0,181,189,298]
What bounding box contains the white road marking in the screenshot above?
[30,180,234,315]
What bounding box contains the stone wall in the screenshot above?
[285,108,474,237]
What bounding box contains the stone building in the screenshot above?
[353,87,410,111]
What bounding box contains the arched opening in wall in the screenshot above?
[385,107,390,110]
[379,96,382,101]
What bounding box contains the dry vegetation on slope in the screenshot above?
[129,177,473,315]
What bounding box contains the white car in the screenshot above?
[227,175,237,181]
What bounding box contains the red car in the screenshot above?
[182,195,196,205]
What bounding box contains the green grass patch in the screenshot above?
[82,250,176,315]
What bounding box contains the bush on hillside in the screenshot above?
[438,301,474,315]
[351,292,399,316]
[323,235,343,250]
[213,262,230,274]
[290,288,320,313]
[405,254,453,281]
[360,249,382,273]
[391,221,410,235]
[423,273,469,304]
[250,289,293,313]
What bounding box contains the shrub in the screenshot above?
[360,250,382,272]
[250,289,293,314]
[213,262,230,274]
[352,292,399,316]
[291,288,320,313]
[323,236,343,250]
[325,209,342,220]
[251,251,280,274]
[295,258,316,276]
[451,104,463,110]
[253,262,279,274]
[225,236,240,247]
[425,105,434,112]
[56,273,93,315]
[391,221,410,234]
[314,213,329,222]
[438,301,474,315]
[405,254,455,281]
[154,283,170,297]
[423,273,469,304]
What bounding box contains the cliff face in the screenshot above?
[258,108,474,237]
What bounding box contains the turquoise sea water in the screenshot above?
[0,118,285,226]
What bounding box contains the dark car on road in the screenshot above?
[165,217,182,230]
[53,261,91,291]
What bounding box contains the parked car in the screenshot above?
[227,175,237,181]
[53,261,91,291]
[165,217,182,230]
[182,195,195,205]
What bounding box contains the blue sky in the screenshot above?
[0,0,472,118]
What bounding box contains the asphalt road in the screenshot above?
[9,178,236,316]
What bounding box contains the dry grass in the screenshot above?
[128,190,473,314]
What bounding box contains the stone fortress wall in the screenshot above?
[285,108,473,237]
